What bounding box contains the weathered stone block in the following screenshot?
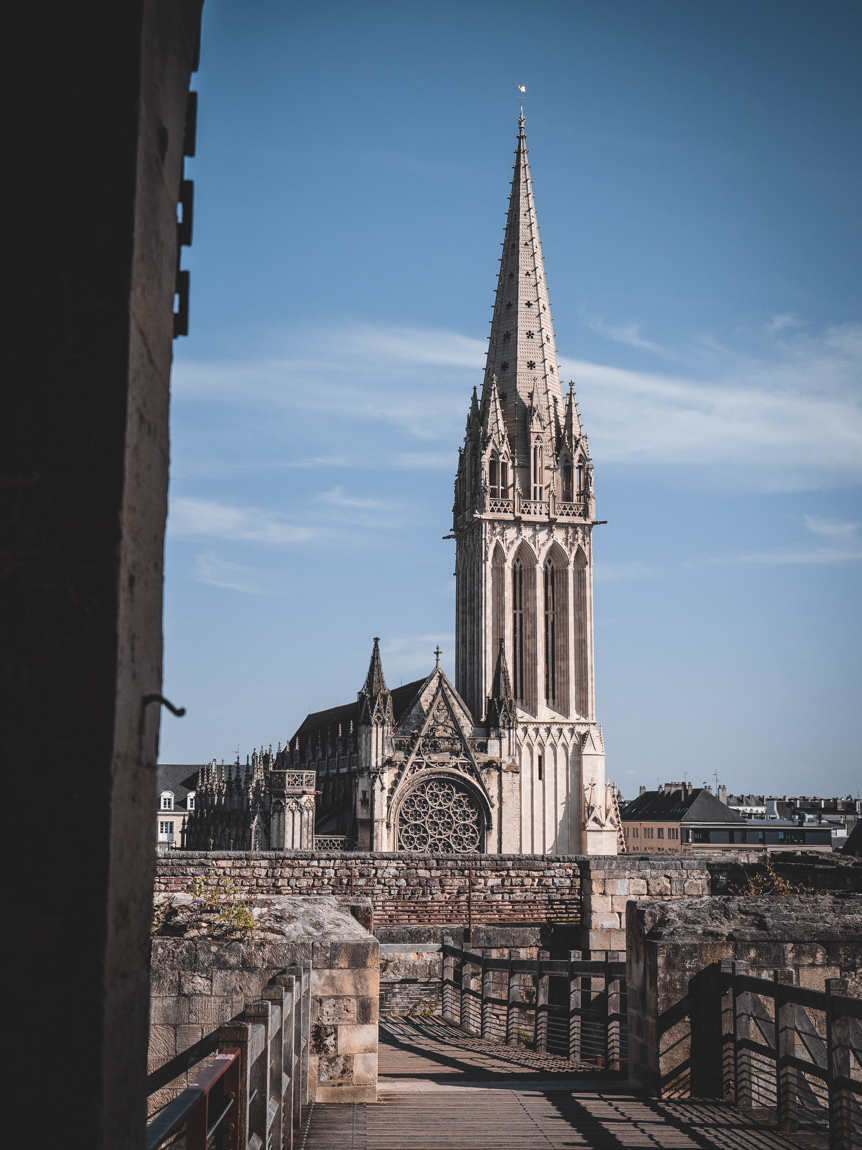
[338,1023,377,1054]
[647,877,671,896]
[148,1025,176,1068]
[315,996,357,1024]
[799,965,840,989]
[312,969,379,998]
[150,997,190,1026]
[178,972,212,997]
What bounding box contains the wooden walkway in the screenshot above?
[301,1017,801,1150]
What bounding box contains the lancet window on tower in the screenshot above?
[532,445,544,500]
[488,456,509,500]
[512,557,525,702]
[544,559,557,704]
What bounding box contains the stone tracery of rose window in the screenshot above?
[397,777,482,853]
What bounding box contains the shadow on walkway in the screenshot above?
[301,1017,798,1150]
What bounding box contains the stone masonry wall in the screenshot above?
[155,852,582,925]
[149,896,379,1108]
[626,894,862,1099]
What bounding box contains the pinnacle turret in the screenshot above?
[362,636,388,696]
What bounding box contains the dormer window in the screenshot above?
[160,792,173,811]
[186,793,195,811]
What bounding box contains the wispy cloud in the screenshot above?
[172,319,862,491]
[561,322,862,489]
[194,553,268,594]
[686,514,862,567]
[584,315,667,356]
[169,496,315,545]
[693,546,862,566]
[803,514,859,538]
[593,560,660,582]
[765,313,803,334]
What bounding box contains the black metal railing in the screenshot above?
[442,941,627,1069]
[721,960,862,1150]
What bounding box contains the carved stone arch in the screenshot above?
[391,769,491,853]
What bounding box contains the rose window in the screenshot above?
[397,778,482,853]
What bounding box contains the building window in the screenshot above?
[532,445,544,500]
[527,361,536,370]
[643,827,653,839]
[577,464,583,491]
[544,560,556,704]
[186,793,195,810]
[633,826,639,838]
[489,458,499,498]
[159,821,175,839]
[657,828,664,839]
[624,827,629,838]
[537,754,543,781]
[562,464,573,503]
[161,793,173,810]
[512,557,525,702]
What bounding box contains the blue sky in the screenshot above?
[162,0,862,800]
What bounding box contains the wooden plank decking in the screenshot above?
[301,1017,800,1150]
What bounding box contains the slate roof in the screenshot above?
[156,764,202,806]
[621,787,747,825]
[289,677,427,752]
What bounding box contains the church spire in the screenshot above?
[483,113,564,469]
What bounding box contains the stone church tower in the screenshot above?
[452,113,619,854]
[184,114,621,858]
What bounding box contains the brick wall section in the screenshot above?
[155,852,582,925]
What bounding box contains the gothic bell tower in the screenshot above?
[452,114,619,855]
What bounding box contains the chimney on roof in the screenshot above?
[639,785,646,796]
[718,784,727,804]
[704,783,712,794]
[687,782,693,795]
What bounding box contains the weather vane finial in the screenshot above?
[434,645,442,669]
[517,84,526,122]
